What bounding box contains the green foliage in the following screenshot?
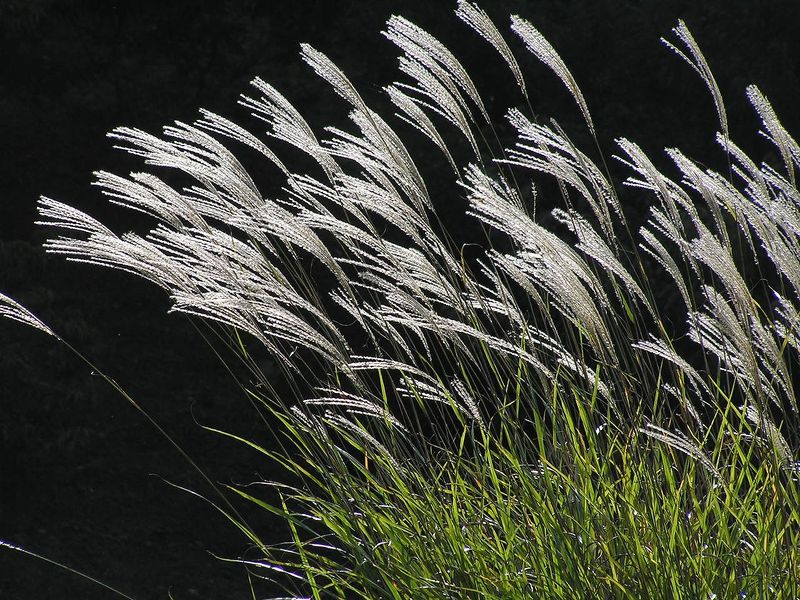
[251,388,800,598]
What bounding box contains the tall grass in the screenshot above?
[4,2,800,597]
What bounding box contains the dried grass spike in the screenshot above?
[511,15,594,134]
[662,20,728,137]
[456,1,527,98]
[0,293,56,337]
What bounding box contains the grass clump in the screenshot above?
[3,2,800,598]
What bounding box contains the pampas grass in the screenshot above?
[3,2,800,597]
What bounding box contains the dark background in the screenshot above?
[1,1,798,598]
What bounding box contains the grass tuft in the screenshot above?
[3,3,800,598]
